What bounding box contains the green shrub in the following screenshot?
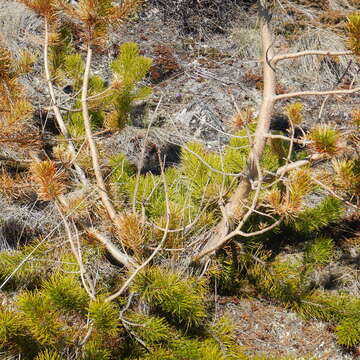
[41,273,89,313]
[88,298,121,337]
[133,267,207,327]
[17,291,66,345]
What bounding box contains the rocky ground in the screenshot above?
[1,0,360,358]
[219,297,356,359]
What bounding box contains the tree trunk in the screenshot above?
[192,0,276,262]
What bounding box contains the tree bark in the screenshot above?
[81,46,118,222]
[192,1,276,262]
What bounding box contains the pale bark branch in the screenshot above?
[192,1,277,262]
[275,87,360,101]
[272,50,352,65]
[231,217,283,238]
[81,46,117,222]
[266,134,311,145]
[87,229,138,269]
[55,201,95,300]
[311,177,359,210]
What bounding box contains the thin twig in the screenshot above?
[55,201,95,300]
[311,176,359,210]
[132,96,163,213]
[275,86,360,101]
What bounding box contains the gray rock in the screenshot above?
[174,101,228,147]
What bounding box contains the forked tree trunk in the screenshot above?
[81,46,118,222]
[192,1,276,262]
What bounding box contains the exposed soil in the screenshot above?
[217,296,355,359]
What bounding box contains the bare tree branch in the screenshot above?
[87,229,138,270]
[275,86,360,101]
[272,50,352,65]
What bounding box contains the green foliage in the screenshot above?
[132,267,207,327]
[261,142,281,172]
[110,42,152,128]
[64,42,152,134]
[64,53,84,90]
[109,153,136,184]
[48,25,74,83]
[88,298,121,337]
[291,197,343,233]
[209,316,246,359]
[112,42,152,87]
[181,142,233,201]
[210,248,244,295]
[34,349,64,360]
[298,292,360,347]
[123,167,199,232]
[17,291,65,345]
[0,307,38,355]
[83,340,112,360]
[336,318,360,347]
[67,101,103,138]
[171,338,223,360]
[127,313,173,344]
[0,242,53,289]
[89,75,106,95]
[304,237,334,266]
[41,273,88,312]
[140,348,174,360]
[0,309,23,346]
[140,339,225,360]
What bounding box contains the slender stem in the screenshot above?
[81,46,117,222]
[275,86,360,101]
[311,177,359,210]
[247,4,276,180]
[266,134,311,144]
[272,50,352,65]
[132,96,162,213]
[55,201,95,300]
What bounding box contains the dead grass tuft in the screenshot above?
[278,28,358,89]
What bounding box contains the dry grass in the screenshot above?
[230,10,261,61]
[279,27,358,89]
